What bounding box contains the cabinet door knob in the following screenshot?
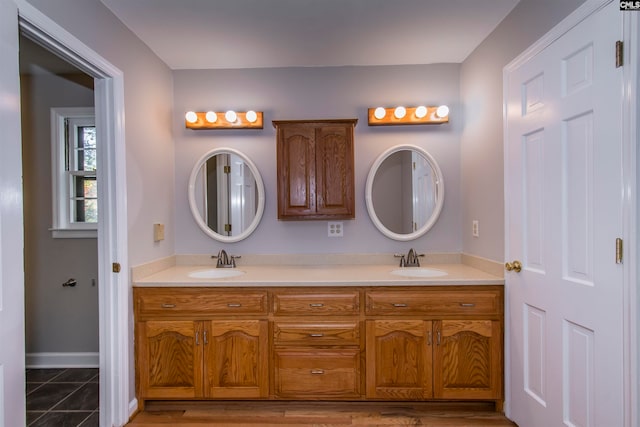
[505,260,522,272]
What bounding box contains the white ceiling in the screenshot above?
[100,0,520,70]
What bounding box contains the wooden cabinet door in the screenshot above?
[204,320,269,398]
[137,320,203,399]
[277,125,316,218]
[365,319,433,399]
[433,320,502,400]
[315,125,354,217]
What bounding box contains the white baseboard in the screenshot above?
[25,352,99,368]
[129,398,139,419]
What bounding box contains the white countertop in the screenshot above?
[134,263,504,287]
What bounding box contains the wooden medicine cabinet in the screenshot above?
[273,119,357,220]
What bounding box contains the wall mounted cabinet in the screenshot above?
[273,119,357,220]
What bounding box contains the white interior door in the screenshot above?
[0,0,26,425]
[504,2,624,426]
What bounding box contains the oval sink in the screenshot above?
[390,268,447,278]
[188,269,245,279]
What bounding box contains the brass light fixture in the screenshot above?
[185,110,264,129]
[368,105,449,126]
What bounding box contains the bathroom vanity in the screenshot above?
[133,262,504,410]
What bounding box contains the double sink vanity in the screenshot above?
[134,120,505,410]
[133,255,504,410]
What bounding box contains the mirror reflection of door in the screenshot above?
[412,151,434,232]
[205,154,257,236]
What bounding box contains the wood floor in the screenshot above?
[127,401,518,426]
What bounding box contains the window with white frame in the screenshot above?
[50,107,97,238]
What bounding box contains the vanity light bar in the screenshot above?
[367,105,449,126]
[185,110,264,129]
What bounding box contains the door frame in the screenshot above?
[16,1,131,426]
[502,1,638,425]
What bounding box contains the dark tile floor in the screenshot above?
[26,368,99,427]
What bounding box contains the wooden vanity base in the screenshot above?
[134,285,504,410]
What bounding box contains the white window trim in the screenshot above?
[50,106,97,238]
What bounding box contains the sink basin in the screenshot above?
[390,268,447,278]
[188,269,245,279]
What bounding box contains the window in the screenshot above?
[50,107,97,238]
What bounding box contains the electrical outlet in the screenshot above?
[472,220,479,237]
[328,221,344,237]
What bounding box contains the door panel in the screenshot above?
[505,2,623,425]
[0,0,25,425]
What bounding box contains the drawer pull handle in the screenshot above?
[309,333,324,337]
[195,331,200,346]
[227,303,242,307]
[309,303,324,308]
[161,303,176,308]
[393,303,408,308]
[460,303,476,307]
[310,369,324,375]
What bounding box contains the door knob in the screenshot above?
[505,260,522,273]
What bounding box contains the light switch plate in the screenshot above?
[154,223,165,242]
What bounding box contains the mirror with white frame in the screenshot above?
[188,147,265,242]
[365,145,444,241]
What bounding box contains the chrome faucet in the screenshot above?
[212,249,240,268]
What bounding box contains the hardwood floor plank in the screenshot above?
[127,401,518,427]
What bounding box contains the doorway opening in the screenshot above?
[17,4,131,426]
[19,34,99,426]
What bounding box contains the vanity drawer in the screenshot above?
[134,288,268,316]
[272,291,360,315]
[274,349,360,398]
[365,289,501,317]
[274,321,360,345]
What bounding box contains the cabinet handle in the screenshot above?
[459,303,476,307]
[195,331,200,346]
[161,303,176,308]
[428,331,432,346]
[437,331,441,346]
[309,333,324,337]
[392,303,408,308]
[309,303,324,308]
[310,369,324,375]
[203,331,208,345]
[227,303,242,308]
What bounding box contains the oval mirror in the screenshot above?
[188,147,265,242]
[365,145,444,241]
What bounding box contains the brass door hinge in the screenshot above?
[224,165,231,174]
[112,262,121,273]
[224,224,232,232]
[616,40,623,68]
[616,238,623,264]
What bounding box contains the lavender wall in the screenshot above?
[173,64,462,256]
[459,0,586,262]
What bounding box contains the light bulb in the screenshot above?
[394,106,406,119]
[415,106,427,118]
[374,107,386,120]
[436,105,449,118]
[225,110,237,123]
[205,111,217,123]
[185,111,198,123]
[246,110,258,123]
